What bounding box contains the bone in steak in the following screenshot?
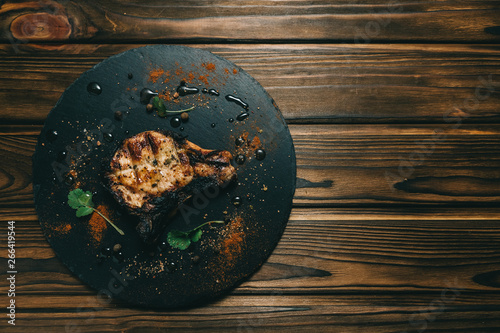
[105,130,237,245]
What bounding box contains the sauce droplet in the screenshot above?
[225,95,248,109]
[202,88,208,93]
[57,150,67,162]
[46,130,58,142]
[103,132,114,142]
[228,118,234,123]
[232,196,242,207]
[170,117,182,128]
[255,149,266,160]
[168,261,178,272]
[128,73,133,79]
[64,174,74,186]
[208,89,220,96]
[113,251,124,263]
[140,88,158,104]
[235,155,246,164]
[124,130,130,135]
[211,123,216,128]
[236,112,249,121]
[177,82,199,96]
[180,126,184,131]
[158,241,168,251]
[101,247,112,256]
[87,82,102,95]
[114,110,123,120]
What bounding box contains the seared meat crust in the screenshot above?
[105,130,237,244]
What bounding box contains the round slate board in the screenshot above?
[33,45,296,308]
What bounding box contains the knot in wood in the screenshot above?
[10,13,71,41]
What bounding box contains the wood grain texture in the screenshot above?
[1,2,500,330]
[1,0,500,43]
[0,43,500,124]
[0,294,499,332]
[1,124,500,209]
[3,207,500,293]
[292,124,500,206]
[1,208,500,332]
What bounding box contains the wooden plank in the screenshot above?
[292,124,500,206]
[2,207,500,295]
[1,208,500,332]
[1,44,500,124]
[1,124,499,208]
[1,294,500,332]
[0,1,499,43]
[5,205,500,222]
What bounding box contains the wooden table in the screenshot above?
[1,1,500,332]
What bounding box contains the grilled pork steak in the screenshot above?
[105,130,237,245]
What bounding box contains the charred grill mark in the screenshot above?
[188,151,231,167]
[208,154,233,165]
[134,168,142,184]
[147,132,160,155]
[120,144,131,159]
[203,150,223,158]
[186,147,233,165]
[128,140,143,161]
[196,159,230,168]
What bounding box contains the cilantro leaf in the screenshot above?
[167,230,191,250]
[189,228,203,243]
[68,189,124,236]
[68,189,95,210]
[76,206,93,217]
[152,96,167,117]
[167,220,224,250]
[151,96,196,118]
[79,191,94,208]
[67,188,82,209]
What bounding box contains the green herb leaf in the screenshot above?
[151,96,196,118]
[167,230,191,250]
[151,96,162,108]
[167,220,224,250]
[68,189,94,209]
[76,206,93,217]
[79,192,94,208]
[67,188,83,209]
[189,228,203,243]
[152,96,167,117]
[68,189,124,236]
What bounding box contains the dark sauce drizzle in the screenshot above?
[140,88,158,104]
[225,95,248,109]
[177,81,199,96]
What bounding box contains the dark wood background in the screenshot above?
[1,1,500,332]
